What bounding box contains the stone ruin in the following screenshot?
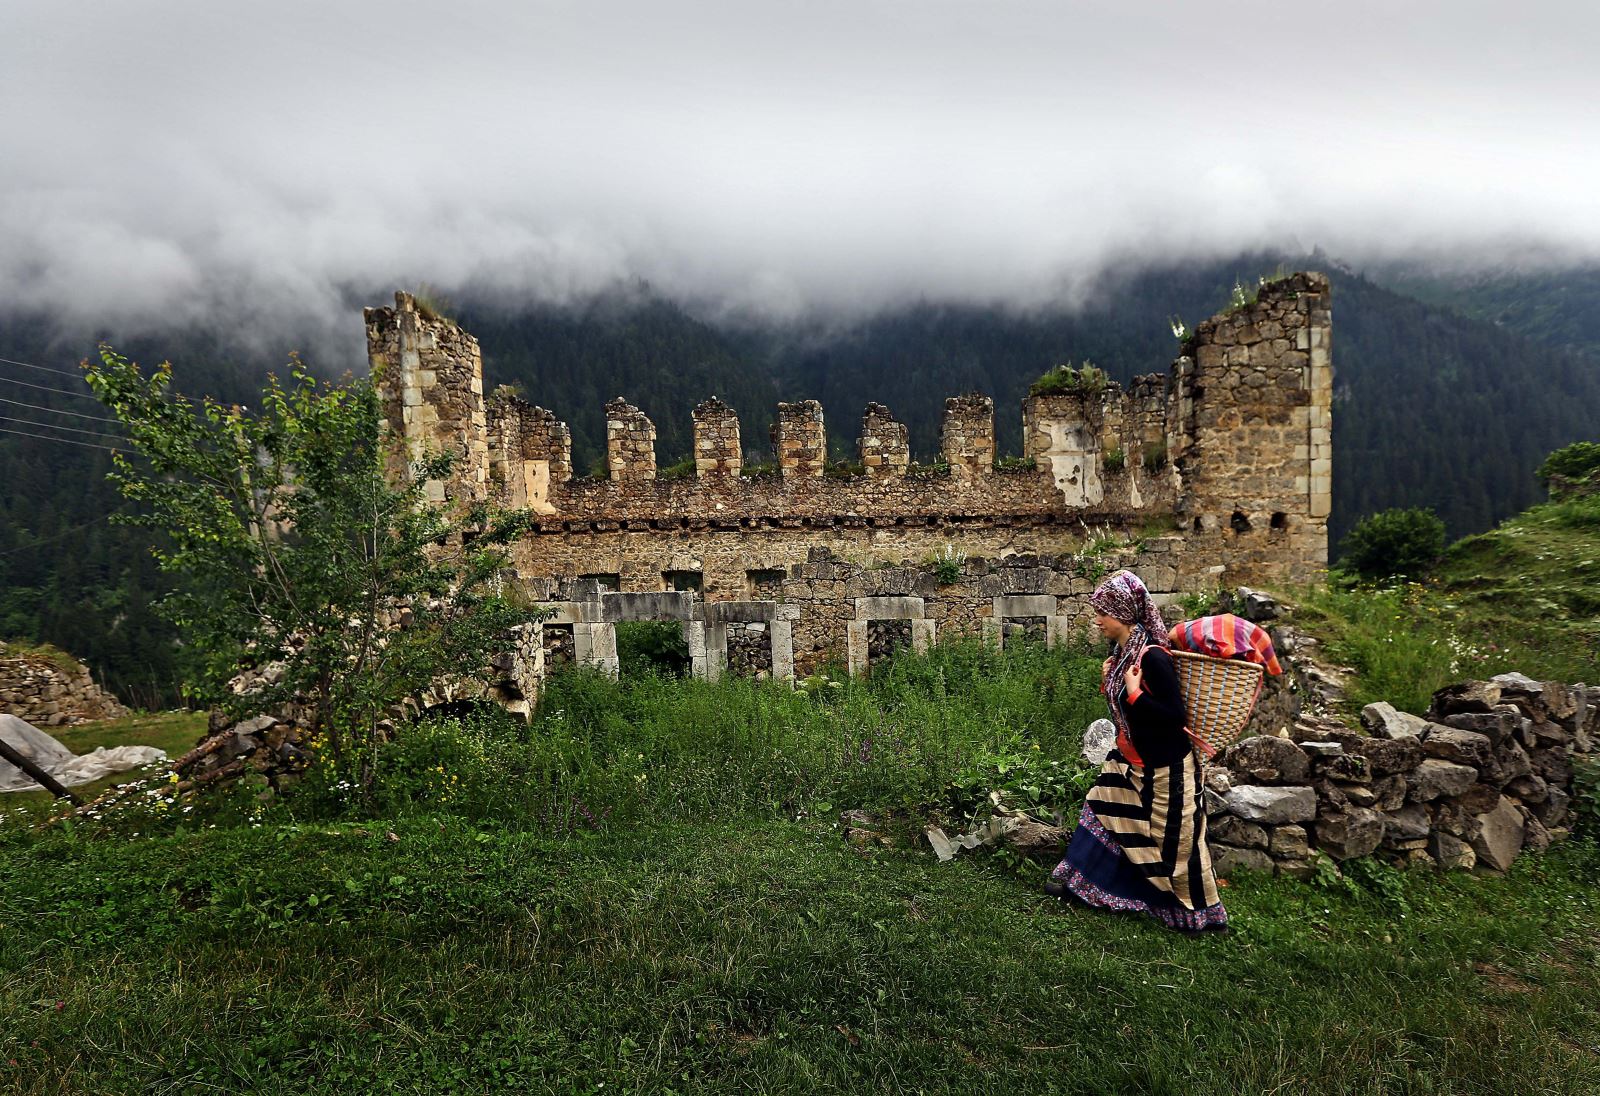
[365,272,1335,696]
[0,642,128,727]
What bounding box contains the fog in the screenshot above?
[3,0,1597,360]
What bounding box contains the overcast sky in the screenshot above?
[3,0,1597,350]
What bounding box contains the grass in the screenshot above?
[0,639,83,676]
[2,815,1597,1094]
[1283,493,1600,714]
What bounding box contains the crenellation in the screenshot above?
[858,403,909,479]
[692,397,742,478]
[941,394,995,477]
[773,400,827,479]
[605,398,656,483]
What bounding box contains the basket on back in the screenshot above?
[1169,648,1266,758]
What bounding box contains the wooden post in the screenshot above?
[0,736,81,804]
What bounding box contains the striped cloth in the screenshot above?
[1168,613,1283,676]
[1074,748,1225,924]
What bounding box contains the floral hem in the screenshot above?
[1051,804,1229,933]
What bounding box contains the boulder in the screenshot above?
[1409,759,1479,801]
[1428,830,1476,871]
[1490,671,1542,694]
[1529,749,1572,789]
[1269,824,1310,859]
[1300,740,1345,760]
[1348,735,1424,777]
[1211,844,1274,875]
[1489,741,1532,785]
[1429,680,1502,716]
[1223,735,1310,785]
[1519,810,1552,854]
[1453,782,1503,815]
[1203,788,1229,817]
[1081,718,1117,766]
[1335,782,1378,808]
[1209,815,1268,849]
[1528,720,1571,747]
[1421,726,1493,769]
[1233,586,1280,622]
[1315,807,1386,860]
[1204,766,1232,795]
[1006,819,1068,861]
[1223,784,1317,824]
[1361,702,1429,740]
[1471,797,1526,872]
[1320,754,1372,783]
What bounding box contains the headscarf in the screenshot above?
[1090,569,1170,745]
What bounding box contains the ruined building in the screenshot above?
[365,273,1332,687]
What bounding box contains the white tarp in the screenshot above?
[0,713,165,793]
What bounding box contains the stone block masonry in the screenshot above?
[366,273,1333,683]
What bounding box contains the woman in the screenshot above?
[1047,570,1228,933]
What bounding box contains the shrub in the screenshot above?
[1337,507,1447,581]
[1029,363,1108,398]
[993,455,1035,473]
[1103,448,1125,472]
[616,621,691,677]
[1538,441,1600,499]
[926,545,967,585]
[656,456,696,481]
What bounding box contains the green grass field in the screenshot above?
[1,711,205,813]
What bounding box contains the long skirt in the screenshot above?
[1050,749,1228,932]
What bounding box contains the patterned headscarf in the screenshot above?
[1090,570,1170,743]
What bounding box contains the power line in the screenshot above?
[0,395,123,424]
[0,354,87,379]
[0,423,131,453]
[0,414,125,441]
[0,373,106,403]
[0,502,138,557]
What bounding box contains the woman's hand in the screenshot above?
[1122,660,1143,697]
[1101,655,1113,676]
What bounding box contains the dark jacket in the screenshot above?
[1117,646,1192,768]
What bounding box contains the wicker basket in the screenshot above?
[1170,649,1266,758]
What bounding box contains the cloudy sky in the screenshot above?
[3,0,1596,345]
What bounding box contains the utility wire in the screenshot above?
[0,354,88,379]
[0,414,126,441]
[0,502,138,557]
[0,373,107,403]
[0,423,132,453]
[0,395,123,424]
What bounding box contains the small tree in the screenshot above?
[1337,507,1447,582]
[1537,441,1600,500]
[85,347,539,793]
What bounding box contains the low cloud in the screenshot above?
[4,0,1597,363]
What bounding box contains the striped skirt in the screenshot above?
[1050,749,1228,932]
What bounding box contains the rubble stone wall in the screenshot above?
[0,645,129,726]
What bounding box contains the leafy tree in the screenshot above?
[1537,441,1600,499]
[84,347,539,792]
[1337,507,1447,582]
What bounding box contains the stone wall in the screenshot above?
[0,644,128,726]
[364,273,1333,684]
[1206,674,1594,877]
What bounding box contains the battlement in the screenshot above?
[366,273,1332,679]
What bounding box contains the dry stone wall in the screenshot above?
[365,273,1333,684]
[0,644,128,726]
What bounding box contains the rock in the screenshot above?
[1428,830,1476,871]
[1209,815,1269,849]
[1275,859,1316,880]
[1233,586,1279,622]
[1335,782,1378,807]
[1529,749,1572,789]
[1490,671,1542,694]
[1520,811,1552,854]
[1429,799,1472,837]
[1223,784,1317,824]
[1300,740,1344,760]
[1490,741,1533,785]
[1223,735,1310,785]
[1204,767,1233,795]
[1381,803,1432,845]
[1532,786,1570,828]
[1291,713,1350,744]
[1315,807,1386,860]
[1349,735,1424,777]
[1439,708,1520,748]
[1320,753,1372,783]
[1211,844,1274,875]
[1429,680,1502,717]
[1506,774,1549,804]
[1006,819,1068,861]
[1081,718,1116,766]
[1269,824,1310,859]
[1409,759,1479,802]
[1372,774,1408,811]
[1361,702,1429,739]
[1528,720,1571,747]
[1204,788,1229,816]
[1453,782,1502,815]
[236,712,277,736]
[1541,682,1581,727]
[1421,726,1493,769]
[1471,797,1526,872]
